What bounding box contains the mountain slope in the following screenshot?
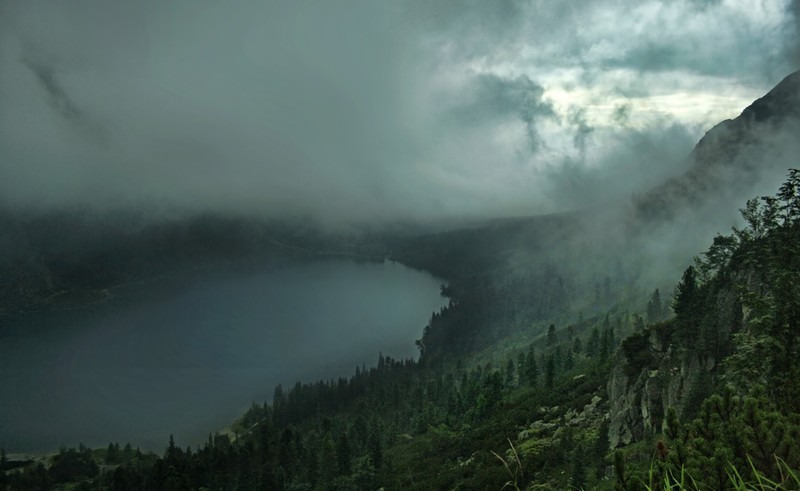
[3,70,800,490]
[609,169,800,488]
[635,69,800,223]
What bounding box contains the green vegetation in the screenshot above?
[3,172,800,489]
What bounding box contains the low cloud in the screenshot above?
[0,0,796,224]
[21,55,83,122]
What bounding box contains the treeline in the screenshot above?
[388,202,653,373]
[5,172,800,489]
[0,198,649,490]
[2,309,626,489]
[615,170,800,489]
[404,252,624,368]
[0,210,382,311]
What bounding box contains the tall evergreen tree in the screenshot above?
[545,355,555,389]
[504,358,516,387]
[673,266,699,345]
[564,348,574,371]
[335,434,352,476]
[570,444,587,490]
[525,347,538,386]
[587,328,600,358]
[318,434,337,484]
[547,324,558,346]
[647,288,662,324]
[573,336,582,354]
[367,431,382,470]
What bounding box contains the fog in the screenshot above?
[1,1,798,223]
[2,0,800,462]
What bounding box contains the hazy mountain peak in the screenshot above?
[636,69,800,224]
[692,69,800,166]
[740,68,800,123]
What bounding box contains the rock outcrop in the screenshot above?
[607,328,717,448]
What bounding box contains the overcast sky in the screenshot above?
[1,0,798,223]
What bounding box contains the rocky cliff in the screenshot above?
[607,266,750,448]
[607,334,714,448]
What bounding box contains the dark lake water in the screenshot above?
[0,260,446,453]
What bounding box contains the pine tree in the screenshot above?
[319,434,337,483]
[525,347,538,386]
[573,336,582,354]
[570,444,587,489]
[595,420,610,478]
[647,288,662,324]
[505,358,516,387]
[367,431,383,470]
[600,328,610,362]
[106,442,120,465]
[554,346,563,372]
[673,266,699,345]
[547,324,558,346]
[545,355,555,389]
[335,433,352,476]
[587,328,600,358]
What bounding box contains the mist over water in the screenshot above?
[0,260,446,453]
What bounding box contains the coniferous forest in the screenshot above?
[3,169,800,489]
[2,3,800,490]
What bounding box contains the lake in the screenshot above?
[0,260,446,453]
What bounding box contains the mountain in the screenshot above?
[3,69,798,318]
[608,168,800,487]
[3,71,800,490]
[635,69,800,223]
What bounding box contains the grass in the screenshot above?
[642,457,800,491]
[491,438,523,491]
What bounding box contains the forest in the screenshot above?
[2,171,799,489]
[3,2,800,489]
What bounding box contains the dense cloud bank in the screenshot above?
[0,0,798,223]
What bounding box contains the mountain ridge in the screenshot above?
[635,69,800,223]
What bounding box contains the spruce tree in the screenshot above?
[647,288,662,324]
[673,266,698,345]
[367,431,383,470]
[570,445,587,489]
[545,355,555,389]
[505,358,516,387]
[335,434,352,476]
[587,328,600,358]
[525,347,538,386]
[547,324,558,346]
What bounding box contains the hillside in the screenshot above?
[0,211,387,313]
[609,170,800,489]
[6,173,798,490]
[2,71,800,490]
[635,69,800,223]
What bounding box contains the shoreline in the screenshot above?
[0,256,443,457]
[0,249,390,319]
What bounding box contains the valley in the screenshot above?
[2,70,799,489]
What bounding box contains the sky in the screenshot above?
[0,0,798,224]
